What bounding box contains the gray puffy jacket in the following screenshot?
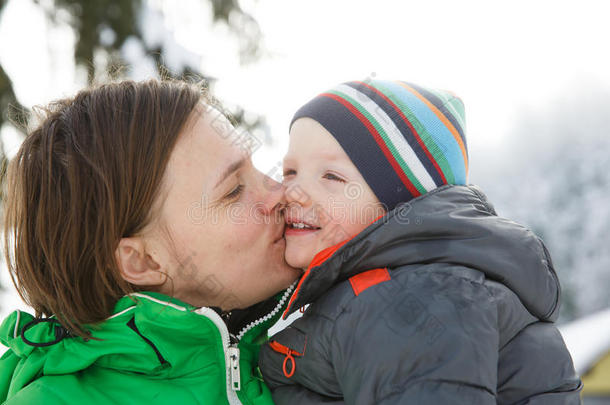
[259,184,582,404]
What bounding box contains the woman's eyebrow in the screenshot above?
[214,157,247,189]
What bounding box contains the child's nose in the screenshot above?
[284,182,311,207]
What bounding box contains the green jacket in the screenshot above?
[0,288,295,404]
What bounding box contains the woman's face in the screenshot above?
[146,105,301,310]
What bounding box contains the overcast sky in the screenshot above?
[2,0,610,165]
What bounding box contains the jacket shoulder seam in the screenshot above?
[333,265,497,322]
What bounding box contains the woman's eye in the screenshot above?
[323,172,345,182]
[225,184,244,200]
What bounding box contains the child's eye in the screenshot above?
[283,169,296,177]
[323,172,346,182]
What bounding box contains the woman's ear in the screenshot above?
[115,237,166,287]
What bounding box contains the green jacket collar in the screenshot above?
[0,290,287,380]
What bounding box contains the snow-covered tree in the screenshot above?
[473,80,610,322]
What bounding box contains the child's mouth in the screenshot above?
[285,221,322,237]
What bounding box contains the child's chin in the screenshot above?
[285,256,311,270]
[285,246,313,270]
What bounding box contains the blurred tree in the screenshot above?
[0,63,27,200]
[473,82,610,323]
[0,0,268,299]
[33,0,263,81]
[0,0,266,130]
[0,0,268,190]
[33,0,265,125]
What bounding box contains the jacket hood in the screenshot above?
[0,290,287,397]
[283,184,561,322]
[1,293,212,381]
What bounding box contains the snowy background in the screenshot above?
[1,0,609,366]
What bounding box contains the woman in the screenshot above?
[0,79,301,404]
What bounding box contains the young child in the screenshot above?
[258,80,581,404]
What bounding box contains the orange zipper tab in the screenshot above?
[269,340,304,378]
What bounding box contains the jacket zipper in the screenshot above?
[235,281,297,341]
[228,346,240,391]
[194,307,243,405]
[192,281,296,404]
[126,294,243,404]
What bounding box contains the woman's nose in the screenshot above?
[258,172,286,215]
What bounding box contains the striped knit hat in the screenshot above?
[290,80,469,211]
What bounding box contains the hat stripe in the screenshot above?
[326,89,426,194]
[348,80,448,187]
[407,83,468,162]
[331,84,436,192]
[369,80,457,184]
[397,82,469,181]
[321,92,422,199]
[425,87,467,134]
[379,81,467,184]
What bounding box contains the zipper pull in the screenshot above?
[268,340,304,378]
[228,346,241,391]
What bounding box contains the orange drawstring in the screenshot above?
[282,351,296,378]
[268,340,304,378]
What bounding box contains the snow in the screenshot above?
[559,308,610,375]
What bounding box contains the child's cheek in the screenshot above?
[284,239,314,269]
[318,222,352,248]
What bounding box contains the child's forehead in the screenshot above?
[284,144,343,163]
[287,119,345,157]
[316,150,343,161]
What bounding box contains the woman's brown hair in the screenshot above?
[3,79,204,338]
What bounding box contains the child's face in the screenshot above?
[282,118,386,269]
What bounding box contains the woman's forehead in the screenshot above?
[169,106,247,186]
[182,106,237,154]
